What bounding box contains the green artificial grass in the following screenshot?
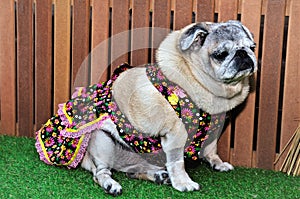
[1,135,299,199]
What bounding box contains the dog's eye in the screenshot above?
[250,46,255,52]
[212,51,229,61]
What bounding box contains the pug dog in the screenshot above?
[35,20,257,196]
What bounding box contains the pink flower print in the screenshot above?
[65,149,73,160]
[45,125,53,133]
[182,108,193,120]
[156,84,163,92]
[174,87,186,98]
[192,119,198,125]
[110,115,118,123]
[66,102,72,111]
[108,102,117,111]
[167,86,175,95]
[125,134,135,141]
[157,70,165,80]
[71,139,79,148]
[78,103,87,113]
[124,123,132,129]
[47,150,53,157]
[57,136,64,144]
[185,145,195,156]
[45,137,55,147]
[148,137,158,144]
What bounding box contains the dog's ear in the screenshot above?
[179,22,211,51]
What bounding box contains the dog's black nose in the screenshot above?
[235,50,254,72]
[235,50,248,59]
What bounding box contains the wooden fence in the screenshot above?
[0,0,299,171]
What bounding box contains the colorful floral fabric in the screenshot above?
[35,63,225,168]
[35,64,131,168]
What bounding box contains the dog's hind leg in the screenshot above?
[113,150,171,185]
[81,130,122,196]
[203,138,234,172]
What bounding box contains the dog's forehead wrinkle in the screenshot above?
[210,24,248,42]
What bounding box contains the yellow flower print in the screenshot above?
[168,94,179,105]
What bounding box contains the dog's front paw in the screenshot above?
[213,162,234,172]
[102,179,123,196]
[166,161,200,192]
[172,178,200,192]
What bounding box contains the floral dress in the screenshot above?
[35,63,225,168]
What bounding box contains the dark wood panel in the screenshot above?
[277,0,300,170]
[71,0,90,90]
[35,0,52,131]
[231,0,262,167]
[173,0,193,30]
[216,0,238,163]
[111,0,130,70]
[256,0,286,170]
[130,0,150,66]
[151,0,171,62]
[17,0,34,136]
[196,0,215,22]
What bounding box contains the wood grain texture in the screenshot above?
[196,0,215,22]
[53,0,71,112]
[173,0,193,30]
[277,0,300,170]
[35,0,52,131]
[130,0,150,66]
[90,0,110,84]
[16,0,34,136]
[231,0,262,167]
[0,0,16,135]
[256,0,286,170]
[216,0,238,163]
[151,0,171,62]
[217,0,238,21]
[111,0,130,70]
[72,0,90,90]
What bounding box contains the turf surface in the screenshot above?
[0,135,299,199]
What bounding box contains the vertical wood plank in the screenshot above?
[35,0,52,130]
[72,0,90,89]
[256,0,286,170]
[173,0,193,30]
[90,0,110,84]
[151,0,171,62]
[277,0,300,170]
[196,0,215,22]
[111,0,130,70]
[218,0,238,21]
[53,0,71,111]
[17,0,34,136]
[231,0,262,167]
[216,0,238,163]
[0,0,16,135]
[130,0,150,66]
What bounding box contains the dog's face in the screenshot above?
[179,20,257,84]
